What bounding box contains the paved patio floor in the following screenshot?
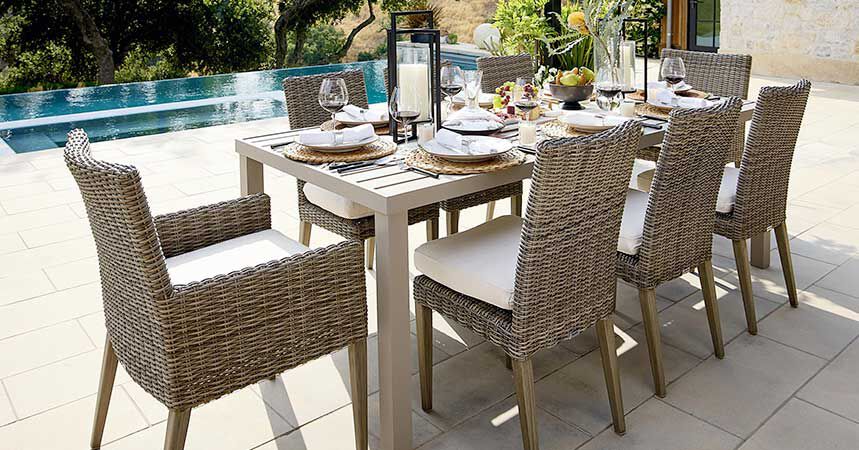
[1,75,859,450]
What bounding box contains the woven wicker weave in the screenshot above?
[617,98,743,289]
[65,129,368,410]
[477,53,535,92]
[406,149,527,174]
[716,80,812,240]
[283,70,369,129]
[415,120,642,360]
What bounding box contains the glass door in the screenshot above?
[688,0,720,52]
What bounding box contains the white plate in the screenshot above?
[442,119,505,134]
[301,135,380,153]
[559,112,632,132]
[655,80,693,92]
[452,92,495,107]
[334,111,389,127]
[421,136,513,162]
[646,97,714,111]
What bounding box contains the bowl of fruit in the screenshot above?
[547,67,595,110]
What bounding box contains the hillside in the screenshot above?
[336,0,499,61]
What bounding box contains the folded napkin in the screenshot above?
[341,105,387,122]
[298,123,375,146]
[447,107,504,124]
[650,85,709,109]
[653,88,677,106]
[435,129,495,155]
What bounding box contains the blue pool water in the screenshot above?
[1,54,479,153]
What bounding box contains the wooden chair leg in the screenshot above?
[774,223,799,308]
[511,194,523,217]
[731,239,758,334]
[91,338,118,450]
[485,201,496,222]
[164,408,191,450]
[445,210,460,235]
[596,317,626,435]
[365,238,375,270]
[415,303,433,412]
[426,217,439,241]
[348,338,368,450]
[699,259,726,358]
[512,358,539,450]
[638,288,666,397]
[299,220,312,246]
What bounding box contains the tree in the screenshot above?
[275,0,376,67]
[56,0,114,84]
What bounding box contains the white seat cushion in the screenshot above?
[716,166,739,214]
[618,189,648,256]
[166,229,310,285]
[303,183,373,219]
[630,159,656,191]
[414,215,522,310]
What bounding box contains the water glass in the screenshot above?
[318,78,348,124]
[463,70,483,110]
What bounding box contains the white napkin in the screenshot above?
[446,107,504,124]
[653,88,676,106]
[298,124,375,146]
[435,129,495,155]
[674,97,710,108]
[341,105,387,122]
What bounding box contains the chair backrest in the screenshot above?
[732,80,811,235]
[638,98,743,286]
[282,69,369,129]
[661,49,752,99]
[512,120,641,357]
[64,129,171,380]
[477,53,534,92]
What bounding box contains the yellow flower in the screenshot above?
[567,11,590,35]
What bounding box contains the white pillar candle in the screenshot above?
[620,40,636,92]
[398,63,431,121]
[417,123,435,145]
[619,100,636,117]
[519,121,537,146]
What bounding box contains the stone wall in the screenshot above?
[720,0,859,84]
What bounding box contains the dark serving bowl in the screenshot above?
[547,84,594,110]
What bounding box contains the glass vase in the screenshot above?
[594,36,623,112]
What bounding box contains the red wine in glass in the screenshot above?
[664,76,684,87]
[441,83,463,97]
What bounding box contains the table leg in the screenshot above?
[374,210,414,450]
[750,232,771,269]
[240,155,264,195]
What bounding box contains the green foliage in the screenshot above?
[115,46,186,83]
[292,25,347,66]
[626,0,666,57]
[492,0,552,56]
[0,41,74,86]
[357,42,388,61]
[446,33,458,45]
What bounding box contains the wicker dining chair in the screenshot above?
[617,98,743,397]
[65,130,369,450]
[414,120,643,448]
[477,53,535,92]
[715,80,812,334]
[283,70,440,268]
[639,49,752,164]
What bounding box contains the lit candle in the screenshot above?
[519,121,537,146]
[398,63,431,121]
[620,40,636,92]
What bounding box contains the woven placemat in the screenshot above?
[321,120,390,135]
[405,148,527,175]
[635,103,671,119]
[282,139,397,164]
[626,88,709,102]
[541,120,593,138]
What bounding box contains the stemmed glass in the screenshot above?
[318,78,349,124]
[661,57,687,91]
[388,86,420,147]
[463,70,483,110]
[440,65,464,118]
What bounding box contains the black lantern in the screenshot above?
[386,10,443,143]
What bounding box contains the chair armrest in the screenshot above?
[160,240,367,407]
[154,193,271,258]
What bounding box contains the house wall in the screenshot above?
[720,0,859,84]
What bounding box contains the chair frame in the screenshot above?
[616,98,743,397]
[414,120,644,448]
[65,130,369,450]
[715,80,812,334]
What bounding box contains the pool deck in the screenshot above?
[1,74,859,449]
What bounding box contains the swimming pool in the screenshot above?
[0,52,479,154]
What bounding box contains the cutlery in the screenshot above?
[639,114,668,122]
[337,155,404,174]
[517,145,536,155]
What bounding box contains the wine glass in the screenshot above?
[661,57,687,91]
[388,86,420,147]
[318,78,349,124]
[440,65,464,118]
[463,70,483,110]
[514,86,539,121]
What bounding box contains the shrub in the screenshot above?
[625,0,666,58]
[115,46,186,83]
[1,41,74,86]
[357,42,387,62]
[295,25,347,66]
[446,33,458,45]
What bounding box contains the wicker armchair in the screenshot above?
[616,98,743,397]
[414,120,643,447]
[477,53,535,92]
[283,70,440,267]
[66,130,369,450]
[640,49,752,165]
[715,80,812,334]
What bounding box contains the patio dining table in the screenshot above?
[235,100,758,450]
